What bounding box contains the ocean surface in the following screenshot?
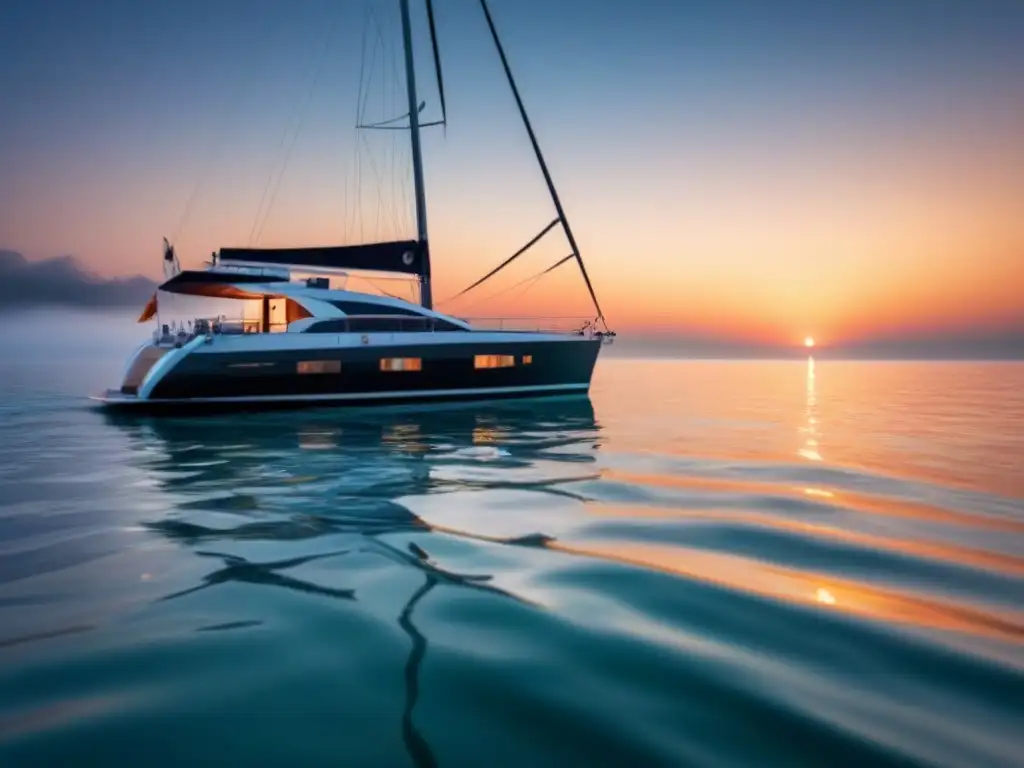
[1,313,1022,766]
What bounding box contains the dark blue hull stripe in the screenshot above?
[146,338,601,402]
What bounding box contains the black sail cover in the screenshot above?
[218,240,425,276]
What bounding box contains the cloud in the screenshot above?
[0,251,157,308]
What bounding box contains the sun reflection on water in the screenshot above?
[802,487,835,498]
[798,356,822,462]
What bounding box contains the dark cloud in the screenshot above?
[0,251,156,308]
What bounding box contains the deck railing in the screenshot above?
[152,317,261,345]
[460,316,595,334]
[151,314,606,345]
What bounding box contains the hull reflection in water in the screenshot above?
[106,396,599,767]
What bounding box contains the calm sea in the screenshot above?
[1,312,1022,766]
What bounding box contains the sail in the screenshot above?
[218,240,425,276]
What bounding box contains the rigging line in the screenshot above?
[441,218,559,303]
[363,3,393,241]
[357,134,365,243]
[450,255,572,315]
[382,0,405,239]
[341,151,349,244]
[379,5,388,148]
[364,134,393,241]
[508,268,547,305]
[360,7,384,124]
[386,16,414,241]
[347,138,363,242]
[355,1,370,127]
[357,8,382,241]
[446,275,536,315]
[478,0,608,329]
[389,15,401,242]
[172,9,274,246]
[357,117,401,239]
[171,139,218,244]
[390,141,399,243]
[497,273,545,312]
[425,0,447,129]
[390,103,398,242]
[364,3,394,124]
[340,120,351,244]
[356,120,444,130]
[349,5,372,244]
[385,9,397,241]
[356,102,426,129]
[255,3,344,244]
[395,128,411,239]
[385,8,412,240]
[363,276,405,300]
[248,121,297,245]
[358,132,384,241]
[443,252,574,314]
[346,1,373,243]
[353,6,380,241]
[248,5,335,246]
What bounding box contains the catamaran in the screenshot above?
[93,0,613,411]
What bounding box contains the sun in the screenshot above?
[804,336,815,349]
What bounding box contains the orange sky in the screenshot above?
[2,0,1022,349]
[4,105,1022,349]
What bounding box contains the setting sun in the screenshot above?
[804,336,815,348]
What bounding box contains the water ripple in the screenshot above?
[1,359,1022,766]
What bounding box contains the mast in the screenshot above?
[399,0,433,309]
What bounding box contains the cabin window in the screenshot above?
[297,360,341,374]
[522,355,533,365]
[328,300,423,317]
[380,357,422,372]
[348,317,414,333]
[431,319,465,332]
[475,354,515,369]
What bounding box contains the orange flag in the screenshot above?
[138,292,158,322]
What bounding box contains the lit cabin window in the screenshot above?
[297,360,341,374]
[475,354,515,369]
[380,357,422,372]
[522,355,533,365]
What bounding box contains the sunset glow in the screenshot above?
[0,0,1022,355]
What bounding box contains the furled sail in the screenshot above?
[218,240,425,276]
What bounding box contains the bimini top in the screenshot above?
[159,270,289,294]
[137,270,301,322]
[136,268,472,331]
